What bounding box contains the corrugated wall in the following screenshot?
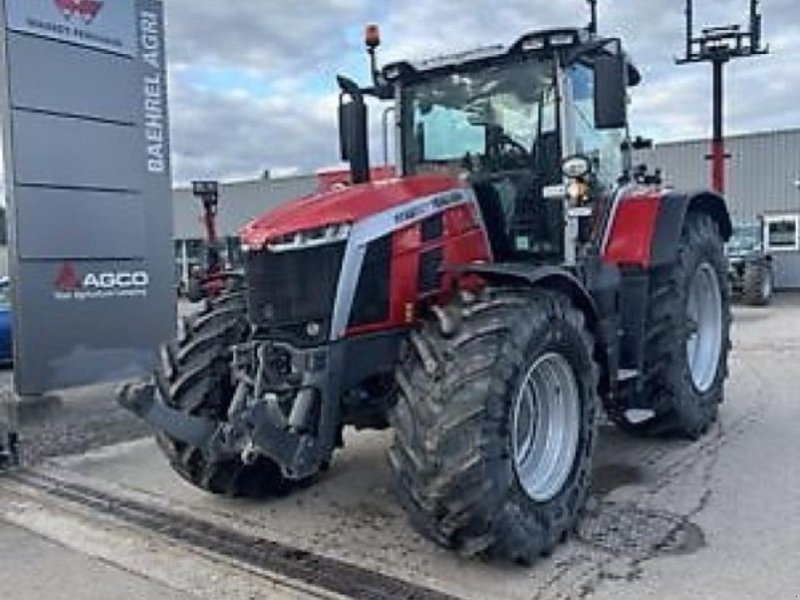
[636,129,800,288]
[172,175,318,241]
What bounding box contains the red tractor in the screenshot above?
[123,13,732,564]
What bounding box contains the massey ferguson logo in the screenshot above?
[53,0,104,25]
[54,262,149,301]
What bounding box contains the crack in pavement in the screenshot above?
[533,375,770,600]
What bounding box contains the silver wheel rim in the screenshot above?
[512,352,581,503]
[686,262,723,393]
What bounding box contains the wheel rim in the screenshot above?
[512,352,581,503]
[686,262,723,393]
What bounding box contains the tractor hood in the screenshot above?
[241,174,465,249]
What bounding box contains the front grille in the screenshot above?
[245,243,346,345]
[349,234,392,328]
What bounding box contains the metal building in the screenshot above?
[172,174,317,287]
[636,128,800,289]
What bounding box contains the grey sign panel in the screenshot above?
[12,110,141,189]
[6,0,136,57]
[15,188,145,259]
[7,32,138,122]
[1,0,174,395]
[13,259,161,390]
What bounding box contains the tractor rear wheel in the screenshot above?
[742,260,773,306]
[389,289,598,564]
[155,292,290,497]
[614,211,731,439]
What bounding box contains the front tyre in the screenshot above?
[389,289,599,564]
[155,292,289,497]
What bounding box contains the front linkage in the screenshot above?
[119,339,339,481]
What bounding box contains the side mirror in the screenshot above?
[594,53,627,129]
[337,75,371,184]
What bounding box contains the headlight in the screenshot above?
[267,223,351,253]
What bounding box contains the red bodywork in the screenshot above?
[242,175,671,336]
[347,201,489,336]
[316,167,396,192]
[242,174,472,248]
[602,188,664,269]
[241,174,491,337]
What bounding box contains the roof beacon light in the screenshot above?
[366,24,381,49]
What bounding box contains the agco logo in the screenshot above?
[53,0,104,25]
[54,262,149,301]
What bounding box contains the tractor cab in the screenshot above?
[339,25,640,264]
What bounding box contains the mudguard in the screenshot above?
[454,263,599,323]
[451,263,617,393]
[604,188,732,269]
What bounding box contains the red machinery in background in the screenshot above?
[185,180,242,302]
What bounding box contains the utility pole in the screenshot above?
[677,0,768,194]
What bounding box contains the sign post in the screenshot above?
[0,0,174,396]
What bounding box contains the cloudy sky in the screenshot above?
[164,0,797,184]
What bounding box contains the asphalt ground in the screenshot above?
[1,294,799,599]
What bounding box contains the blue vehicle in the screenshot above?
[0,277,12,364]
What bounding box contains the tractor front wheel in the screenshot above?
[155,292,290,497]
[389,289,599,564]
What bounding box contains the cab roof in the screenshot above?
[382,28,641,87]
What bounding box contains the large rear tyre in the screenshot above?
[389,289,599,564]
[742,260,773,306]
[613,212,731,439]
[155,292,289,496]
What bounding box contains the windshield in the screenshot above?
[402,58,556,177]
[728,224,762,253]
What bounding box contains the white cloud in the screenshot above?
[163,0,799,183]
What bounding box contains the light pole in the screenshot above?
[677,0,768,195]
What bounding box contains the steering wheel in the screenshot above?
[497,133,531,157]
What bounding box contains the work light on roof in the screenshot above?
[521,37,546,51]
[549,32,578,47]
